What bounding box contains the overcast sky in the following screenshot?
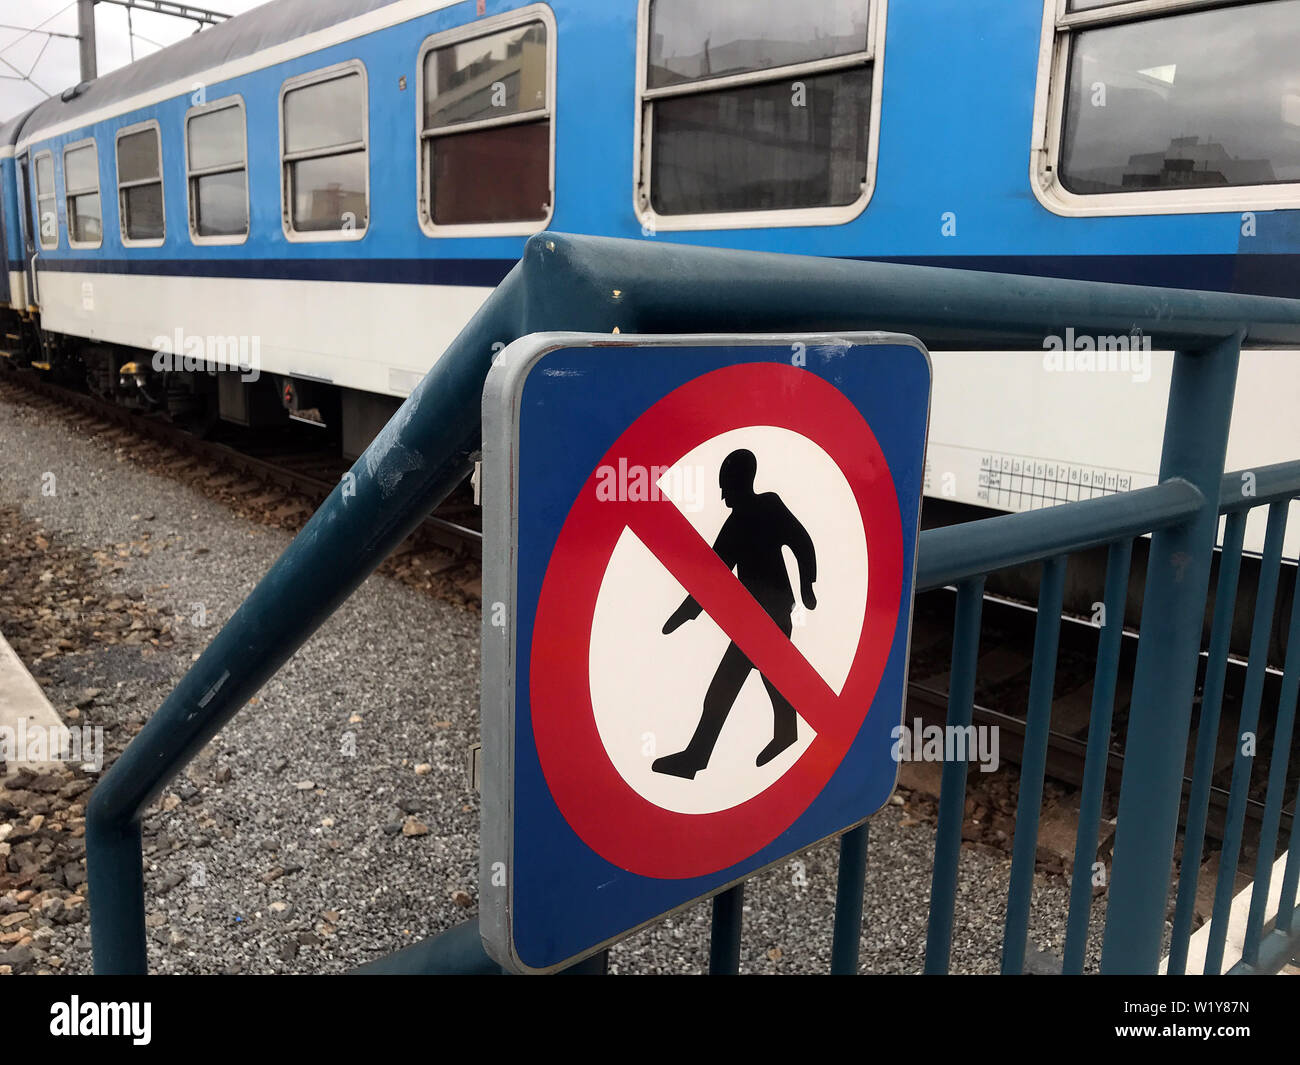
[1,0,269,122]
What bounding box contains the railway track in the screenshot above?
[3,363,1293,853]
[907,588,1297,848]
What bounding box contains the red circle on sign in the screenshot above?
[530,362,903,879]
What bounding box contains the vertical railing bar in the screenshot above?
[1243,528,1300,965]
[1001,555,1068,975]
[709,884,744,975]
[1276,778,1300,937]
[922,577,985,974]
[830,823,870,974]
[1062,539,1133,974]
[1167,510,1248,974]
[1101,336,1240,975]
[1204,501,1288,974]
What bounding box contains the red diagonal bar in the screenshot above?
[625,496,846,739]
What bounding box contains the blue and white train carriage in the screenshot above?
[0,0,1298,543]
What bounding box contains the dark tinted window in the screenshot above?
[1059,1,1300,194]
[651,68,870,215]
[430,121,550,224]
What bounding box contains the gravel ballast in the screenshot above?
[0,387,1111,974]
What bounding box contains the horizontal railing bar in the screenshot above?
[1219,460,1300,511]
[916,480,1201,591]
[543,234,1300,350]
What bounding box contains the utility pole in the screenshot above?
[77,0,97,82]
[73,1,232,84]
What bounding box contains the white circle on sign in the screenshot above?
[589,425,869,815]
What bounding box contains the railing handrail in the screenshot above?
[916,479,1202,591]
[1219,459,1300,511]
[86,232,1300,974]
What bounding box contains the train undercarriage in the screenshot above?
[0,308,401,460]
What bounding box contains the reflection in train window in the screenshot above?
[648,0,868,87]
[1055,0,1300,196]
[186,98,250,241]
[33,150,57,249]
[63,141,102,247]
[280,64,369,237]
[641,0,876,220]
[117,124,165,244]
[419,16,552,229]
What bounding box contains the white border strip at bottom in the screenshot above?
[1160,851,1292,974]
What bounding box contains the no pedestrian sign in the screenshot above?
[480,333,931,973]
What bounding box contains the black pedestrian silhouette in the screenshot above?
[653,449,817,780]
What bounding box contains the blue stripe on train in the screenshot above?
[35,255,517,287]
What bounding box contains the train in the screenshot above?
[1,0,1298,552]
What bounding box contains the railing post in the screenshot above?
[1100,333,1242,974]
[710,886,745,974]
[84,821,146,975]
[830,824,870,974]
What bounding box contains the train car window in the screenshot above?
[186,98,250,242]
[116,124,165,244]
[418,8,554,232]
[280,64,369,238]
[63,141,102,248]
[648,0,867,87]
[1037,0,1300,213]
[33,150,57,249]
[638,0,880,226]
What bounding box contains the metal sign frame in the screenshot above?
[480,332,932,973]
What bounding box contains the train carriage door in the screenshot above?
[17,153,37,307]
[0,177,8,307]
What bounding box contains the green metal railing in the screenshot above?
[86,233,1300,974]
